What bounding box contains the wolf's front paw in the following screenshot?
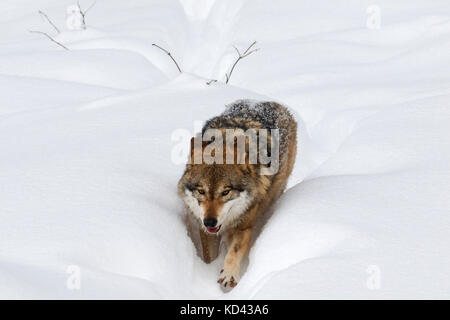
[217,268,239,288]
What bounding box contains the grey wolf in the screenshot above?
[178,99,297,288]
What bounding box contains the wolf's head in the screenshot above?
[178,136,268,234]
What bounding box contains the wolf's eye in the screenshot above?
[221,190,230,196]
[198,189,205,195]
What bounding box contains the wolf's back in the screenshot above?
[202,99,297,160]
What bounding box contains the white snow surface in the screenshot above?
[1,0,450,299]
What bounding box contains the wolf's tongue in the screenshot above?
[206,226,219,234]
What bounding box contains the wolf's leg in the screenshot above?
[218,227,252,288]
[199,228,221,263]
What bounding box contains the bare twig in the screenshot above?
[225,41,259,84]
[152,43,182,73]
[77,0,96,29]
[83,0,97,14]
[38,10,60,33]
[206,79,217,85]
[29,30,69,50]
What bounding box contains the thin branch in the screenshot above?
[243,48,259,57]
[77,2,85,29]
[206,79,217,85]
[152,43,182,73]
[232,46,240,56]
[29,30,69,50]
[225,41,259,84]
[244,41,258,56]
[84,0,97,14]
[77,0,96,29]
[38,10,60,33]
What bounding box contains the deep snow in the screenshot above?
[1,0,450,299]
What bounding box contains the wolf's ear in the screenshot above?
[225,129,273,172]
[190,137,195,153]
[189,136,207,164]
[233,135,248,164]
[231,130,260,164]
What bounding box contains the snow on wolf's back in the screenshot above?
[201,99,297,159]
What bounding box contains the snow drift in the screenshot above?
[0,0,449,298]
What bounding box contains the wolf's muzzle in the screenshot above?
[203,218,217,228]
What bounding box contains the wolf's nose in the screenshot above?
[203,218,217,228]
